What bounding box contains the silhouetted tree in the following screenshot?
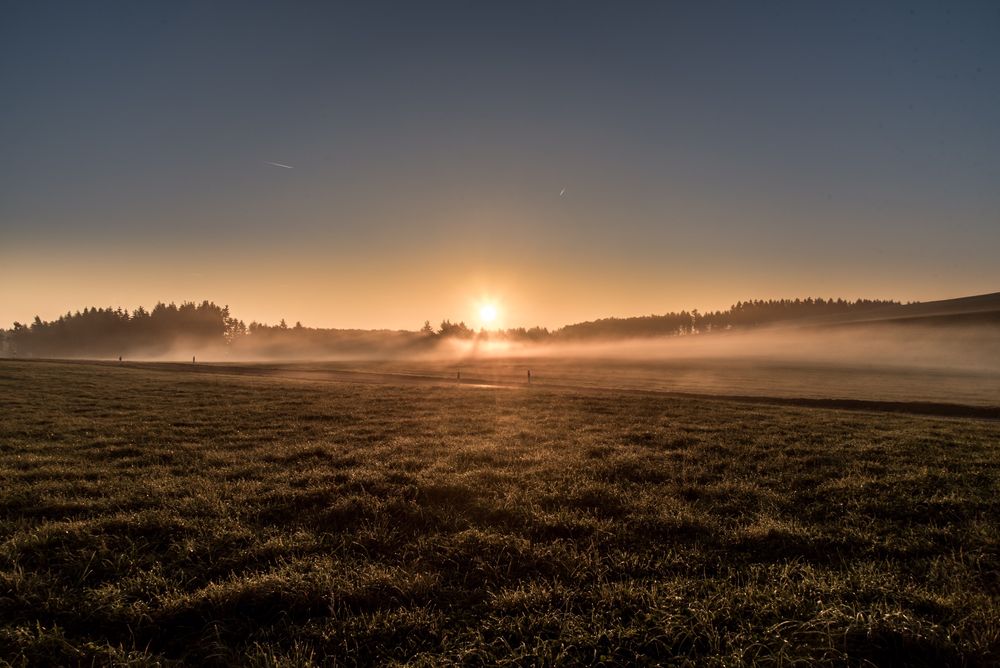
[438,320,474,338]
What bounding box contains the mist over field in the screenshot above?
[445,321,1000,371]
[94,321,1000,372]
[8,294,998,369]
[379,321,1000,409]
[5,296,998,409]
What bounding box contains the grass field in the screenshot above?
[2,360,999,666]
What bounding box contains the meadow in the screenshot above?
[1,360,999,666]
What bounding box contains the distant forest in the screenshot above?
[1,298,903,358]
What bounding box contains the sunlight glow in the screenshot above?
[479,303,498,325]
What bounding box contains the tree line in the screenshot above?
[3,301,238,358]
[557,297,900,340]
[1,297,901,358]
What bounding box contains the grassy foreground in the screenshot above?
[1,361,998,666]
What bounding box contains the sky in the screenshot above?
[2,1,999,330]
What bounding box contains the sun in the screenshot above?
[479,303,498,325]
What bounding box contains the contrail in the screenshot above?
[265,161,294,169]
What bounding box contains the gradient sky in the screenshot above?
[2,1,998,330]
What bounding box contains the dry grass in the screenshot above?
[1,360,998,666]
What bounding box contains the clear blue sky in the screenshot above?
[2,1,998,328]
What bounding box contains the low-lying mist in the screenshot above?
[64,321,999,376]
[431,322,1000,406]
[446,322,1000,373]
[7,301,997,405]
